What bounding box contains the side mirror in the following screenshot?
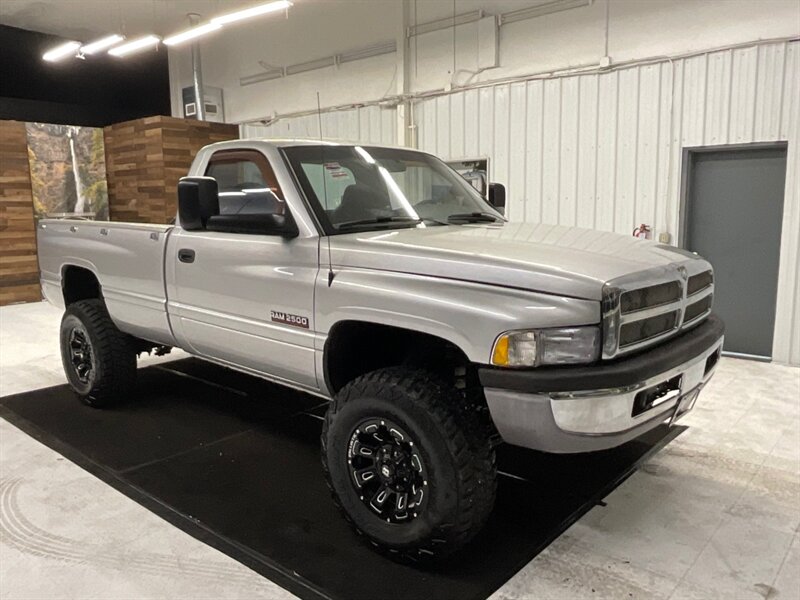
[488,183,506,215]
[205,213,299,238]
[178,177,219,230]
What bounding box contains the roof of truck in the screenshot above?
[204,138,408,151]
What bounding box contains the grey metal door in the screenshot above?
[684,146,787,358]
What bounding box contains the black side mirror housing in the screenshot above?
[205,213,299,238]
[488,183,506,215]
[178,177,219,230]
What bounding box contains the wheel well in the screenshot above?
[62,266,101,305]
[324,321,473,395]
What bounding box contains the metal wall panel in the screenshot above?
[413,40,800,365]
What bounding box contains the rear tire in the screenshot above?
[59,299,136,408]
[322,367,496,562]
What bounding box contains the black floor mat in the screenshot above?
[0,358,684,600]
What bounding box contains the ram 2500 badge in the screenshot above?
[37,139,724,560]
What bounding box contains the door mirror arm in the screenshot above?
[205,213,300,238]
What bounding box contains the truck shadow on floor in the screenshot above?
[0,358,684,600]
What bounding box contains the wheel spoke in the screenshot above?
[352,467,378,488]
[369,485,390,512]
[352,440,376,458]
[410,486,424,508]
[411,454,423,473]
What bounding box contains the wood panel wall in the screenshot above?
[0,120,40,305]
[104,116,238,224]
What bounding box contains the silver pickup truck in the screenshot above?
[37,139,724,561]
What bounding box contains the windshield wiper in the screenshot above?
[337,216,423,229]
[446,211,501,223]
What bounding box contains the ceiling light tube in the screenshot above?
[81,34,124,54]
[43,41,81,62]
[163,22,221,46]
[211,0,292,26]
[108,35,161,57]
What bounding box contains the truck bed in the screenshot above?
[37,219,177,346]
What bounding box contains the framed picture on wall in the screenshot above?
[25,123,109,221]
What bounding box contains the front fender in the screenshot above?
[316,269,600,364]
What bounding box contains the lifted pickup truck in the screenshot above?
[38,139,724,561]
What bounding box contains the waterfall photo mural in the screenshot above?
[25,123,109,220]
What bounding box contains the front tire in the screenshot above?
[59,299,136,408]
[322,367,496,561]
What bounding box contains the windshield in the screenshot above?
[282,145,505,234]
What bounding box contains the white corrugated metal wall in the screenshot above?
[414,40,799,366]
[240,104,397,145]
[240,40,799,365]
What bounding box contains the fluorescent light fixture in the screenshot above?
[211,0,292,26]
[163,22,221,46]
[108,35,160,57]
[80,34,124,54]
[42,41,80,62]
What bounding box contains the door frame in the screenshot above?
[678,141,789,360]
[678,141,788,249]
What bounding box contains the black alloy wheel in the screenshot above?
[67,326,94,384]
[347,418,427,523]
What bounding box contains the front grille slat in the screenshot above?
[619,310,680,347]
[688,271,713,296]
[620,281,682,313]
[684,294,713,323]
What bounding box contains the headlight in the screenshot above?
[491,326,601,367]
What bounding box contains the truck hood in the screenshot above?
[329,223,700,300]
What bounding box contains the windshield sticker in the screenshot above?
[324,162,349,178]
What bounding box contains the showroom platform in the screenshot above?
[0,356,682,600]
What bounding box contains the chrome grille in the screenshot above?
[602,264,714,359]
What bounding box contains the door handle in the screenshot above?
[178,249,195,263]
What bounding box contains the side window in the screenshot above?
[204,151,285,216]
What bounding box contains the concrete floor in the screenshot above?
[1,301,798,600]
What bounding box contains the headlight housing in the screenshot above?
[491,326,601,367]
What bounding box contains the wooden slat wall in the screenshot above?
[0,120,40,306]
[104,116,238,224]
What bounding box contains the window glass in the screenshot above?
[300,162,356,211]
[205,155,284,216]
[283,145,502,233]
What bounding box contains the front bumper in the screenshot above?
[479,314,725,453]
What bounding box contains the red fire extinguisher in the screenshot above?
[633,224,651,239]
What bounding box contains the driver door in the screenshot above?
[167,149,319,390]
